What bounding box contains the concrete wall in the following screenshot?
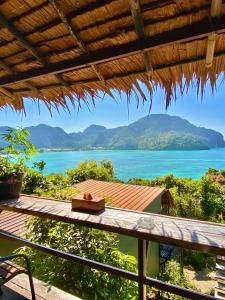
[119,195,162,277]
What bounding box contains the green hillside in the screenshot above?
[0,114,224,150]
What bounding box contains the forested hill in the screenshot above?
[0,114,225,150]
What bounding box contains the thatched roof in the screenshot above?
[0,0,224,111]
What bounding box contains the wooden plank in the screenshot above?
[206,0,222,68]
[1,195,225,256]
[129,0,153,77]
[0,14,225,88]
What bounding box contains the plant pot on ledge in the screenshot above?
[0,173,24,200]
[0,127,37,201]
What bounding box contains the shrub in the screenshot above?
[19,217,138,300]
[183,250,215,271]
[127,178,150,186]
[157,260,194,300]
[66,160,115,184]
[22,169,49,194]
[0,127,37,176]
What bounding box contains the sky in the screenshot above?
[0,77,225,136]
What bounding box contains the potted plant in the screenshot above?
[0,127,37,200]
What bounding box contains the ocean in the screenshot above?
[32,148,225,181]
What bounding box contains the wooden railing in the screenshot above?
[1,195,225,299]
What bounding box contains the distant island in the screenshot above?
[0,114,225,150]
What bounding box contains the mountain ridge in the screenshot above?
[0,114,224,150]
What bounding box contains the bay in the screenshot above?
[32,148,225,181]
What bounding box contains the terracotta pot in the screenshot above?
[0,173,24,200]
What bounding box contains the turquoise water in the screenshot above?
[32,148,225,181]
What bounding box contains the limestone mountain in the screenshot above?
[0,115,224,150]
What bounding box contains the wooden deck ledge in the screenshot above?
[0,195,225,256]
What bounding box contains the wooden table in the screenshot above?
[1,195,225,256]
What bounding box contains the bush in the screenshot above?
[22,169,49,194]
[199,176,225,218]
[157,260,194,300]
[127,178,150,186]
[19,217,138,300]
[66,160,114,184]
[183,250,215,271]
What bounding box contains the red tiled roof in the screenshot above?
[75,180,172,212]
[0,210,27,237]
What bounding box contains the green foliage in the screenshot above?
[22,169,49,194]
[183,250,215,271]
[22,159,115,198]
[199,176,225,218]
[20,160,225,293]
[157,260,193,300]
[18,115,225,150]
[66,160,114,184]
[138,132,209,150]
[19,217,138,300]
[37,186,78,201]
[33,160,46,172]
[127,178,150,186]
[129,172,225,222]
[0,127,37,177]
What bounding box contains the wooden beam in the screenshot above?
[0,57,41,96]
[49,0,86,51]
[49,0,112,94]
[0,87,14,99]
[129,0,153,78]
[2,3,210,67]
[0,0,173,51]
[0,11,73,92]
[0,15,225,87]
[0,12,46,65]
[9,48,225,95]
[0,2,208,57]
[0,51,41,95]
[31,0,172,36]
[206,0,222,68]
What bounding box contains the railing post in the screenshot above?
[138,239,148,300]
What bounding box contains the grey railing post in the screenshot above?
[138,239,149,300]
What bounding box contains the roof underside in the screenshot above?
[75,179,169,211]
[0,0,224,111]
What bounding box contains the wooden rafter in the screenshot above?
[49,0,112,94]
[0,11,72,92]
[206,0,222,68]
[0,55,42,96]
[0,87,14,99]
[129,0,153,78]
[0,14,225,88]
[0,0,173,51]
[10,47,225,94]
[1,3,212,69]
[0,48,40,95]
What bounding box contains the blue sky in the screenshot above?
[0,78,225,136]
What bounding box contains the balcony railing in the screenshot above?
[1,194,225,300]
